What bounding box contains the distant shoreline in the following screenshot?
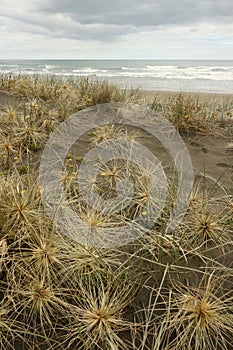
[1,59,233,95]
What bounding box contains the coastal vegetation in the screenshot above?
[0,74,232,349]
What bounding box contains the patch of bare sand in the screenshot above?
[138,90,233,194]
[0,91,22,107]
[182,132,233,193]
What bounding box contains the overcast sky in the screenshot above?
[0,0,233,59]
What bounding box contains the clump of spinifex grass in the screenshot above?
[166,93,217,132]
[0,99,56,171]
[181,204,227,249]
[0,74,65,99]
[175,181,233,262]
[61,269,135,350]
[77,78,142,107]
[150,92,233,133]
[9,223,64,284]
[165,270,233,350]
[11,271,69,329]
[0,172,43,239]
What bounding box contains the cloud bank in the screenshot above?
[0,0,232,58]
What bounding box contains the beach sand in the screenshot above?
[0,91,21,106]
[141,89,233,103]
[142,90,233,192]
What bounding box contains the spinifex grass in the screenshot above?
[88,123,138,147]
[0,99,55,172]
[77,78,142,107]
[173,175,233,259]
[0,172,43,238]
[166,271,233,350]
[0,74,232,349]
[10,223,64,283]
[62,270,135,350]
[0,296,30,350]
[58,243,111,279]
[13,275,68,328]
[0,132,21,168]
[150,92,233,133]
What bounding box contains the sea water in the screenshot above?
[0,59,233,94]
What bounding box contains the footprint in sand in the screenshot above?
[201,147,208,153]
[190,141,208,153]
[216,162,233,169]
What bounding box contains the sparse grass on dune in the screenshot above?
[149,92,233,133]
[0,74,143,120]
[0,98,56,172]
[0,74,232,349]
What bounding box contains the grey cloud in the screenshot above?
[49,24,137,42]
[2,0,233,43]
[39,0,233,27]
[1,10,138,42]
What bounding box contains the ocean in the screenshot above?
[0,59,233,94]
